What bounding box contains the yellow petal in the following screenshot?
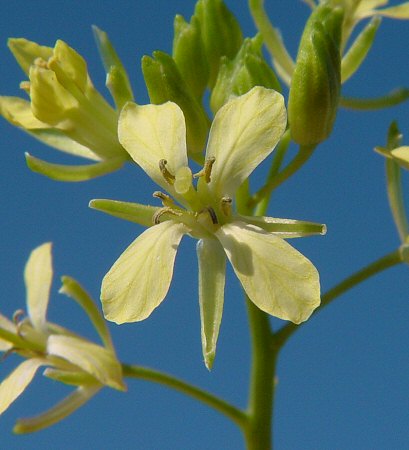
[47,335,125,391]
[216,222,321,324]
[24,242,53,332]
[8,38,53,76]
[204,87,286,198]
[29,66,78,126]
[0,359,44,415]
[197,238,226,370]
[101,221,187,323]
[118,101,188,195]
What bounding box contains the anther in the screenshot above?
[221,197,232,216]
[153,191,174,207]
[13,309,25,325]
[193,157,216,183]
[19,81,31,94]
[152,207,182,225]
[33,57,49,69]
[159,159,175,185]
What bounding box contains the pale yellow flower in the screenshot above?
[94,87,324,368]
[0,243,125,433]
[0,38,130,181]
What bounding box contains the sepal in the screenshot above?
[92,25,134,110]
[25,153,124,182]
[89,199,160,227]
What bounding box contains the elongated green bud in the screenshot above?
[142,51,209,154]
[194,0,243,88]
[173,15,209,99]
[288,5,344,145]
[210,34,281,113]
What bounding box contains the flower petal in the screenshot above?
[196,238,226,370]
[118,101,188,194]
[8,38,53,76]
[359,3,409,19]
[13,385,101,434]
[47,335,125,391]
[24,242,53,332]
[204,86,286,198]
[0,359,44,415]
[216,222,321,324]
[101,221,187,323]
[391,146,409,170]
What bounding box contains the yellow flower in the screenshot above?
[0,243,125,433]
[92,87,325,368]
[0,38,130,181]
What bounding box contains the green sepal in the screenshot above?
[382,122,409,242]
[141,51,210,154]
[92,25,134,110]
[341,17,381,83]
[89,199,160,227]
[25,153,124,182]
[210,34,281,113]
[43,368,96,386]
[288,5,343,145]
[173,15,209,99]
[194,0,243,88]
[59,276,114,351]
[236,215,327,238]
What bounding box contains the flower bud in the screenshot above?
[173,15,209,99]
[210,34,281,113]
[142,51,209,154]
[288,5,344,145]
[194,0,243,88]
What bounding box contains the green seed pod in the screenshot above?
[173,15,209,100]
[142,51,209,154]
[194,0,243,88]
[210,34,281,113]
[288,5,344,146]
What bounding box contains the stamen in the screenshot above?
[159,159,175,185]
[33,57,49,69]
[13,309,25,325]
[197,207,218,225]
[193,157,216,183]
[153,191,174,207]
[152,207,182,225]
[221,197,232,216]
[19,81,31,94]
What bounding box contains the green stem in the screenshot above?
[248,0,294,83]
[339,88,409,110]
[122,364,247,429]
[244,298,277,450]
[248,144,316,209]
[274,249,402,346]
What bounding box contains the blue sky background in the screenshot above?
[1,1,408,449]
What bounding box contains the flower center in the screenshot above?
[153,158,233,236]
